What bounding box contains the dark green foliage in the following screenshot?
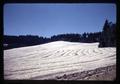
[4,35,51,49]
[99,20,116,47]
[4,20,116,49]
[4,32,101,50]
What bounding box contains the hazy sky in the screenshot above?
[4,4,116,37]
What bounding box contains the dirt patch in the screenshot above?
[54,65,116,80]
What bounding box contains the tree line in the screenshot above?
[4,32,101,49]
[99,20,116,47]
[4,20,116,49]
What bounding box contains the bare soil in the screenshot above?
[53,65,116,80]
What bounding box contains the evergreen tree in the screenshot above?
[99,20,116,47]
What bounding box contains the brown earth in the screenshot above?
[53,65,116,80]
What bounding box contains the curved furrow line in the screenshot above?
[82,49,92,56]
[59,52,115,66]
[40,50,60,59]
[88,49,101,56]
[68,50,76,56]
[54,50,76,60]
[5,63,80,79]
[43,49,67,59]
[60,50,72,57]
[28,49,61,60]
[40,60,65,65]
[4,51,38,60]
[103,54,116,59]
[76,49,85,56]
[53,50,66,57]
[45,50,62,58]
[91,48,105,56]
[90,48,108,57]
[81,49,87,56]
[82,48,92,56]
[99,48,114,53]
[5,53,116,79]
[67,50,84,58]
[8,49,55,61]
[100,50,115,57]
[13,51,50,61]
[4,42,116,80]
[86,49,91,55]
[109,56,116,60]
[72,49,83,56]
[9,50,59,65]
[59,51,69,57]
[6,48,115,69]
[93,48,103,54]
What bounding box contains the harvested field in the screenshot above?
[4,41,116,80]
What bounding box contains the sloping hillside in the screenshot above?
[4,41,116,80]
